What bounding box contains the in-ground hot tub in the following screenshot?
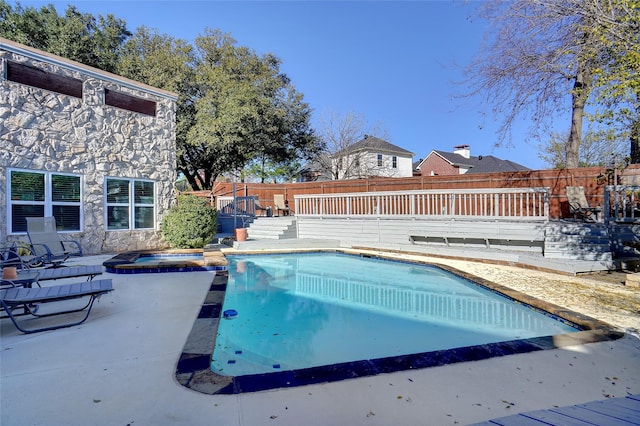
[103,248,228,274]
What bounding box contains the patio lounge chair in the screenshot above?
[254,198,271,217]
[0,279,113,334]
[2,244,101,285]
[26,217,83,267]
[274,194,290,216]
[566,186,602,222]
[1,244,23,270]
[37,265,103,282]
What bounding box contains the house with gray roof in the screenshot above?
[416,145,529,176]
[331,135,414,179]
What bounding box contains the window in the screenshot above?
[7,61,83,98]
[392,156,397,168]
[377,154,383,167]
[8,169,82,233]
[105,178,155,230]
[105,89,157,116]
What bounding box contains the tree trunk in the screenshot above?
[177,155,202,191]
[566,68,590,168]
[631,117,640,164]
[631,94,640,164]
[565,73,586,169]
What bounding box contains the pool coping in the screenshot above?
[174,248,625,395]
[103,247,228,274]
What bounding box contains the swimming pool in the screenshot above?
[175,249,623,394]
[212,252,578,377]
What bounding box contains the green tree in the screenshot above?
[186,29,321,189]
[116,27,202,188]
[0,1,56,49]
[581,0,640,162]
[538,128,628,168]
[0,1,130,73]
[245,157,301,183]
[1,4,321,188]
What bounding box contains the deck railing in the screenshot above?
[294,188,549,221]
[604,185,640,223]
[217,196,258,216]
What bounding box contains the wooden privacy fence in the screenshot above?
[184,165,640,219]
[294,188,549,221]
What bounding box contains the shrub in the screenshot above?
[161,194,217,248]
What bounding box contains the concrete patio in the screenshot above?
[1,252,639,425]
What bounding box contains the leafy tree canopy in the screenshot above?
[0,1,130,73]
[1,3,321,189]
[538,127,628,168]
[580,0,640,162]
[185,29,321,189]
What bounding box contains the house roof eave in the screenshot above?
[0,37,179,101]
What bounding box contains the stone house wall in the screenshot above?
[0,38,178,254]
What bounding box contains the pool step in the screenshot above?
[211,335,293,376]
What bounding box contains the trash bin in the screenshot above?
[267,206,273,217]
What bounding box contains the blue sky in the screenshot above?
[16,0,552,170]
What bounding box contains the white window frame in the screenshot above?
[7,168,84,234]
[392,156,398,169]
[104,177,156,231]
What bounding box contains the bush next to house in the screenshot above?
[161,194,217,248]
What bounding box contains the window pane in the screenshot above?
[11,171,44,201]
[107,206,129,230]
[134,181,154,204]
[52,175,81,202]
[53,205,81,231]
[11,205,44,233]
[135,206,154,229]
[107,179,130,203]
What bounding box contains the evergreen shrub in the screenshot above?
[161,194,217,248]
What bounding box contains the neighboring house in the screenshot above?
[417,145,530,176]
[0,38,178,254]
[295,154,333,182]
[331,135,414,180]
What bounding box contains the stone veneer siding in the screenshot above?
[0,43,177,254]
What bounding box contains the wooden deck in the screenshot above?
[471,394,640,425]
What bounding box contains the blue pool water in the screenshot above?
[212,252,578,377]
[133,254,203,263]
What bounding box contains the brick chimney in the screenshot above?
[453,144,470,159]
